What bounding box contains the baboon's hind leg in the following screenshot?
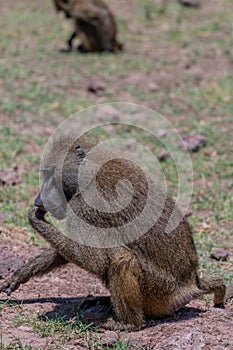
[0,248,67,295]
[108,252,144,328]
[199,275,226,307]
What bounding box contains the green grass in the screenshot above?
[1,338,43,350]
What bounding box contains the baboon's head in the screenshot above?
[53,0,71,18]
[34,135,96,219]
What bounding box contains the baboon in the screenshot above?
[53,0,122,53]
[0,134,232,329]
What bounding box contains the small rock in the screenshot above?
[96,105,120,122]
[157,129,167,138]
[0,167,22,186]
[87,77,106,93]
[148,82,159,92]
[178,0,200,7]
[210,248,229,261]
[184,62,191,70]
[179,134,206,152]
[157,149,170,161]
[184,209,193,217]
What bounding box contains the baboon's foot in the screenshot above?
[77,44,89,53]
[99,317,144,332]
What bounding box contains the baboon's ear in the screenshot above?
[75,145,86,165]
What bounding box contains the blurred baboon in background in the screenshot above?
[53,0,122,53]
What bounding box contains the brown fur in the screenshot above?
[0,135,231,329]
[53,0,122,53]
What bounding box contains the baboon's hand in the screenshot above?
[0,277,20,296]
[28,207,46,222]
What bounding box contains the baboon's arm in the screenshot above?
[28,208,79,263]
[0,248,67,295]
[59,30,77,52]
[28,208,108,277]
[67,30,77,49]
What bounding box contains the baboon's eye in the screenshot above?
[38,168,55,178]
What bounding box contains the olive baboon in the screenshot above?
[53,0,122,53]
[0,135,232,329]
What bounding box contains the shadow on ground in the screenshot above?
[0,295,204,329]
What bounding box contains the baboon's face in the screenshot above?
[34,142,86,220]
[34,168,67,220]
[53,0,71,18]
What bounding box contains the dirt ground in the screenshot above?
[0,0,233,349]
[0,229,233,349]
